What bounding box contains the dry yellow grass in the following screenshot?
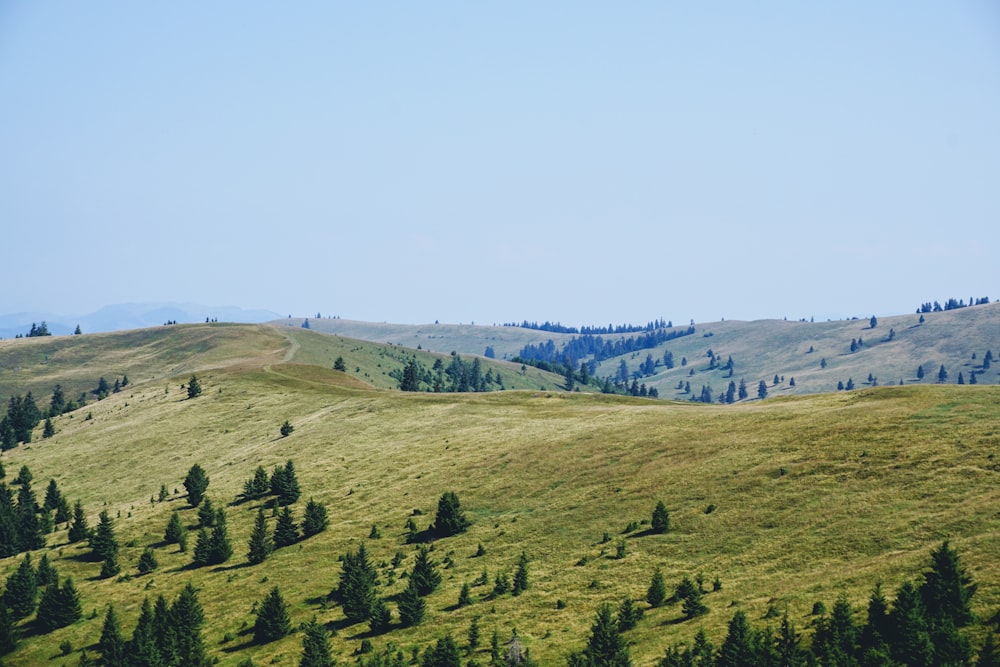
[1,327,998,665]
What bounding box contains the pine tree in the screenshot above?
[4,554,37,620]
[208,508,233,564]
[776,613,808,667]
[164,511,185,545]
[889,581,933,667]
[171,583,208,666]
[243,466,270,500]
[42,418,55,438]
[301,498,329,537]
[457,582,472,608]
[280,420,294,437]
[397,578,425,627]
[193,528,211,565]
[423,633,462,667]
[0,601,16,657]
[36,552,57,587]
[651,500,670,533]
[197,497,216,528]
[410,545,442,596]
[368,597,392,634]
[512,551,530,595]
[434,491,470,537]
[757,380,768,399]
[36,576,82,632]
[247,508,273,565]
[271,460,301,505]
[186,375,202,399]
[300,617,335,667]
[920,540,976,628]
[717,610,755,667]
[254,586,292,644]
[137,547,158,574]
[68,499,90,542]
[617,597,643,632]
[183,464,209,507]
[89,510,119,566]
[335,543,379,623]
[99,605,128,667]
[274,506,299,547]
[130,597,162,667]
[647,568,667,608]
[570,603,631,666]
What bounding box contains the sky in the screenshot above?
[1,2,998,327]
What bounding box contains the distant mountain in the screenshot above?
[0,302,281,338]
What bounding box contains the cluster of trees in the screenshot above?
[0,468,73,558]
[395,353,504,393]
[917,297,991,312]
[504,319,674,335]
[515,326,696,369]
[563,541,993,667]
[26,321,52,337]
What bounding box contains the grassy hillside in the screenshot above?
[0,328,998,665]
[270,303,1000,402]
[0,323,570,408]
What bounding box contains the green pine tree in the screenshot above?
[171,583,208,666]
[410,545,442,596]
[273,506,299,547]
[300,616,336,667]
[647,568,667,608]
[137,547,159,574]
[512,551,529,595]
[651,500,670,533]
[397,578,425,627]
[570,603,631,666]
[434,491,470,537]
[4,554,37,620]
[301,498,328,537]
[164,511,185,545]
[67,499,90,543]
[247,507,273,565]
[183,463,209,507]
[186,375,202,399]
[0,601,17,657]
[99,605,128,667]
[254,587,292,644]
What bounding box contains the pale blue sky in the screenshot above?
[2,2,998,326]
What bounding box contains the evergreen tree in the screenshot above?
[776,614,808,667]
[42,418,55,438]
[99,605,129,667]
[247,507,273,565]
[860,582,892,660]
[651,500,670,533]
[410,545,442,596]
[301,498,329,537]
[757,380,768,399]
[920,540,976,628]
[171,583,208,666]
[36,576,82,632]
[512,551,530,595]
[335,543,379,623]
[814,594,858,667]
[457,582,472,608]
[280,420,295,437]
[717,610,755,667]
[917,364,925,379]
[0,601,16,657]
[938,364,949,383]
[3,554,37,620]
[36,552,57,587]
[333,356,347,372]
[137,547,159,574]
[422,633,462,667]
[434,491,470,537]
[397,578,426,627]
[187,375,202,399]
[207,508,233,564]
[130,597,162,667]
[68,499,90,542]
[192,528,211,565]
[183,463,209,507]
[680,585,707,619]
[888,580,933,667]
[617,597,643,632]
[197,497,216,528]
[164,511,185,545]
[89,510,119,566]
[271,460,301,505]
[274,506,299,547]
[569,603,631,667]
[254,586,292,644]
[300,617,336,667]
[368,597,392,634]
[647,568,667,608]
[243,466,270,500]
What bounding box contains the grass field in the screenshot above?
[1,325,998,665]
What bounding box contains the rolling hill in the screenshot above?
[0,322,998,665]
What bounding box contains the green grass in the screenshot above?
[1,326,998,665]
